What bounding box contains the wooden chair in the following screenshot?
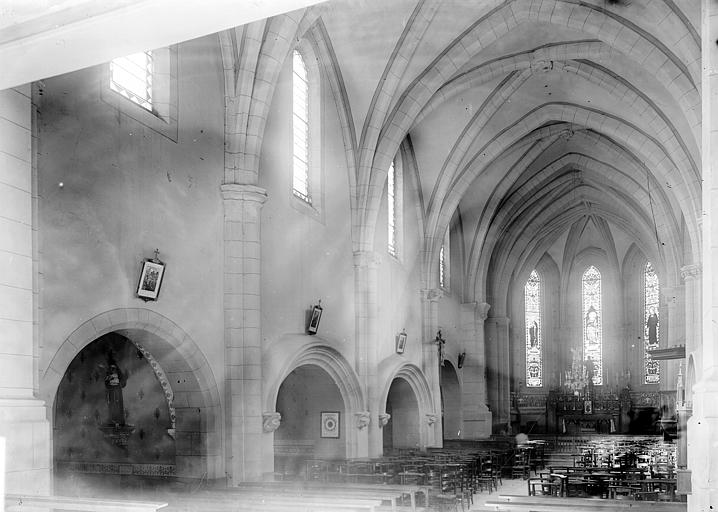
[510,450,530,480]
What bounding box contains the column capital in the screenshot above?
[680,264,701,281]
[420,288,444,302]
[478,302,492,321]
[262,411,281,433]
[221,183,268,205]
[490,316,510,327]
[353,250,381,268]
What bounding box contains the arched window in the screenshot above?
[644,262,660,384]
[582,265,602,385]
[388,160,397,257]
[439,228,449,290]
[292,50,311,204]
[525,270,542,387]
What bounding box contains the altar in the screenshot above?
[549,391,624,434]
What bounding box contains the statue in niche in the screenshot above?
[646,307,659,346]
[104,359,127,426]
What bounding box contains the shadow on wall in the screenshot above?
[53,332,175,492]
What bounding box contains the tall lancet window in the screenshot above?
[439,228,449,290]
[387,161,397,257]
[525,270,542,387]
[644,262,660,384]
[582,265,603,385]
[292,50,311,204]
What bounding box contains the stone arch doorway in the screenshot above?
[53,332,176,491]
[273,364,346,479]
[383,377,421,453]
[440,361,462,440]
[43,309,223,487]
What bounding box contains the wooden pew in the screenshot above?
[168,493,383,512]
[236,480,428,511]
[484,494,686,512]
[5,494,167,512]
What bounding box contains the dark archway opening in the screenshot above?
[274,364,345,479]
[53,332,176,494]
[440,361,462,440]
[383,377,419,453]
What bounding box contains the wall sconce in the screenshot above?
[136,249,166,302]
[395,329,407,354]
[458,351,466,369]
[307,300,323,335]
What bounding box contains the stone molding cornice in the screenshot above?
[680,264,701,281]
[352,251,381,269]
[220,183,268,205]
[420,288,444,302]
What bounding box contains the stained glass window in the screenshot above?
[644,262,660,384]
[582,266,602,385]
[292,50,311,204]
[525,270,542,387]
[388,161,397,257]
[110,51,153,111]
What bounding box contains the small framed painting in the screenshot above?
[307,302,323,334]
[395,330,407,354]
[320,411,340,438]
[584,400,593,415]
[136,258,166,301]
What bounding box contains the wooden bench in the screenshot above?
[484,494,686,512]
[5,494,167,512]
[170,492,383,512]
[236,480,429,511]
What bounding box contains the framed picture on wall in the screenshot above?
[136,258,166,301]
[320,411,340,438]
[307,301,323,335]
[395,330,407,354]
[584,399,593,415]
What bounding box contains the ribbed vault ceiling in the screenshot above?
[315,0,700,312]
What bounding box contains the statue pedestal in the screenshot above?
[99,424,136,448]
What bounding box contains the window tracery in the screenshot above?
[525,270,542,387]
[582,265,602,385]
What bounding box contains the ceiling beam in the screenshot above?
[0,0,327,90]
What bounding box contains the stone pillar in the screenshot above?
[681,264,701,368]
[0,86,50,494]
[222,183,267,484]
[486,316,511,432]
[662,286,682,397]
[353,251,379,457]
[420,288,443,447]
[459,302,492,438]
[689,3,718,509]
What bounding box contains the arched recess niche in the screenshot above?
[379,363,437,452]
[264,338,365,463]
[440,361,462,440]
[42,309,223,481]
